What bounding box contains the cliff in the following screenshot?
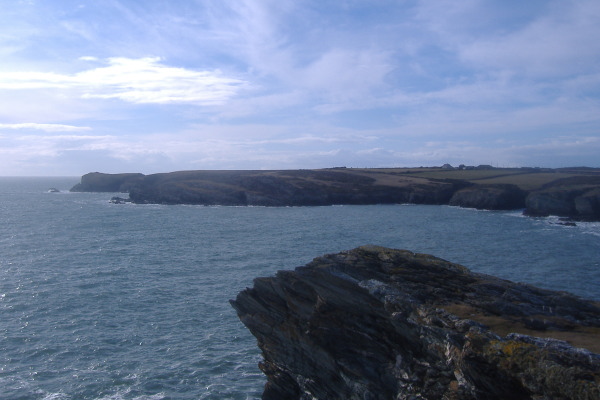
[70,167,600,220]
[524,176,600,221]
[70,172,144,192]
[231,246,600,400]
[449,184,526,210]
[72,169,461,206]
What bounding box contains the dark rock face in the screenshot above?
[576,188,600,217]
[524,176,600,221]
[449,184,526,210]
[525,188,600,221]
[525,190,579,217]
[231,246,600,400]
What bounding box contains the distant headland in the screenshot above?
[70,166,600,221]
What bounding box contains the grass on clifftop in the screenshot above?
[444,302,600,353]
[328,167,600,191]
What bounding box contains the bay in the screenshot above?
[1,177,599,399]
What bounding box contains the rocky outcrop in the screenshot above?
[231,246,600,400]
[70,172,144,192]
[109,196,132,204]
[449,184,526,210]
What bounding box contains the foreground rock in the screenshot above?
[231,246,600,400]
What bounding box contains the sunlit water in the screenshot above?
[1,177,599,399]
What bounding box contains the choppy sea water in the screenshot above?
[1,177,599,400]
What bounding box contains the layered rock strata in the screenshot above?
[231,246,600,400]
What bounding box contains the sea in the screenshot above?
[1,177,599,400]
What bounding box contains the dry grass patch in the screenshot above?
[475,173,580,190]
[443,303,600,353]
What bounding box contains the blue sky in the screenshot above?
[1,0,599,175]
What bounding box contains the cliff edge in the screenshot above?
[231,246,600,400]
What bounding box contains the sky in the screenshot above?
[0,0,599,176]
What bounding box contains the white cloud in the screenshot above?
[0,133,115,165]
[414,0,600,79]
[303,49,393,103]
[459,2,600,78]
[1,1,599,174]
[0,57,247,105]
[0,123,91,132]
[390,99,600,140]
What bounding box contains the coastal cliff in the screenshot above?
[70,172,144,192]
[71,169,461,206]
[70,167,600,220]
[524,176,600,221]
[231,246,600,400]
[448,184,526,210]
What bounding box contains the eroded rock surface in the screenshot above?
[231,246,600,400]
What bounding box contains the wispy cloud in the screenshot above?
[0,57,247,105]
[1,0,599,174]
[458,1,600,78]
[0,123,91,132]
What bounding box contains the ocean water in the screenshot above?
[1,177,599,400]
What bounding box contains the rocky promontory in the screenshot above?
[70,166,600,220]
[70,172,144,192]
[231,246,600,400]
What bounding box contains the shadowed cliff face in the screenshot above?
[231,246,600,400]
[449,184,526,210]
[524,176,600,221]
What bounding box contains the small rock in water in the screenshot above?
[556,218,577,226]
[110,196,132,204]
